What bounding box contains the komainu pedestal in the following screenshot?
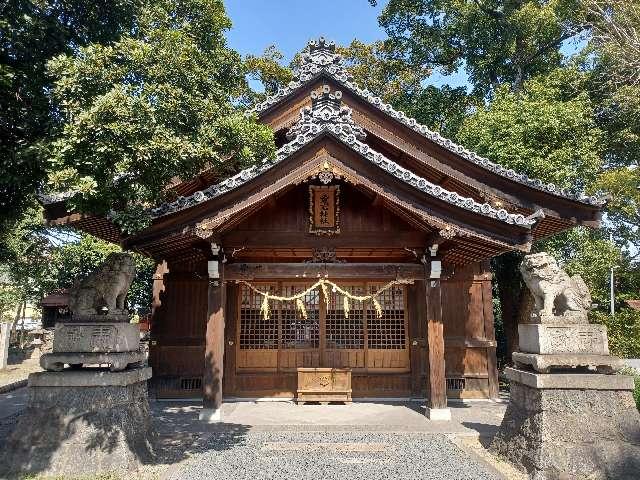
[492,368,640,480]
[0,253,156,478]
[0,368,155,478]
[493,253,640,479]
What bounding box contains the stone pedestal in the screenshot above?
[513,352,624,374]
[40,322,142,372]
[492,368,640,480]
[515,322,624,374]
[0,368,155,478]
[518,324,609,355]
[53,322,140,353]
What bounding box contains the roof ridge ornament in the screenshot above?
[152,89,533,229]
[249,37,606,207]
[286,85,366,142]
[297,37,350,82]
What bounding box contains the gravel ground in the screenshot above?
[162,429,504,480]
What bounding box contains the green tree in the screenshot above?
[0,0,143,243]
[45,0,276,233]
[459,67,604,357]
[373,0,590,96]
[339,39,474,138]
[244,45,294,103]
[458,68,602,189]
[586,0,640,256]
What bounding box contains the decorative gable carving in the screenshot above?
[250,37,605,207]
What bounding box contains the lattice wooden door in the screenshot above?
[236,282,409,373]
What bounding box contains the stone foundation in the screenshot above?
[41,350,145,372]
[0,368,155,479]
[512,351,624,374]
[492,369,640,480]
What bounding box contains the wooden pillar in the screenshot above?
[425,253,450,420]
[200,252,225,422]
[481,264,499,399]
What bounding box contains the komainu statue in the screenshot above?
[519,252,591,322]
[68,252,136,320]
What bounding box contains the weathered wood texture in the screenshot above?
[441,261,497,399]
[222,183,431,260]
[426,278,447,409]
[149,260,497,399]
[296,368,352,404]
[203,258,225,410]
[149,266,208,382]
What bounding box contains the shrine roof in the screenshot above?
[249,37,605,208]
[151,86,538,229]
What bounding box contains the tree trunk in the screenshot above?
[492,252,525,363]
[20,299,26,348]
[10,300,23,345]
[0,322,10,370]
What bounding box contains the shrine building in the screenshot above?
[42,38,603,420]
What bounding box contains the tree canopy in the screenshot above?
[0,0,143,243]
[46,0,275,233]
[372,0,590,96]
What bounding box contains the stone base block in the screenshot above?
[426,407,451,421]
[518,324,609,355]
[504,367,634,390]
[40,351,144,372]
[53,322,139,353]
[0,368,155,478]
[199,407,222,423]
[492,368,640,480]
[512,352,624,374]
[29,366,152,387]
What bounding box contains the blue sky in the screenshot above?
[224,0,471,90]
[223,1,586,92]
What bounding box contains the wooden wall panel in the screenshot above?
[150,268,209,378]
[149,345,205,376]
[440,261,498,399]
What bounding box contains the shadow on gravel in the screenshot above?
[150,402,250,467]
[0,398,250,479]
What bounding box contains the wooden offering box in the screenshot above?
[296,368,352,404]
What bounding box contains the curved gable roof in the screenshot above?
[152,86,537,230]
[249,37,605,208]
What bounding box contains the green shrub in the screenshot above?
[634,374,640,412]
[590,308,640,358]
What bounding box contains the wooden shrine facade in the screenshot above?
[42,38,603,418]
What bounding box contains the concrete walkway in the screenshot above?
[0,389,519,480]
[154,399,506,435]
[145,399,521,480]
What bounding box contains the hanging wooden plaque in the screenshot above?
[309,185,340,235]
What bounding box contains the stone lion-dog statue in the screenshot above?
[520,252,591,322]
[68,252,136,320]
